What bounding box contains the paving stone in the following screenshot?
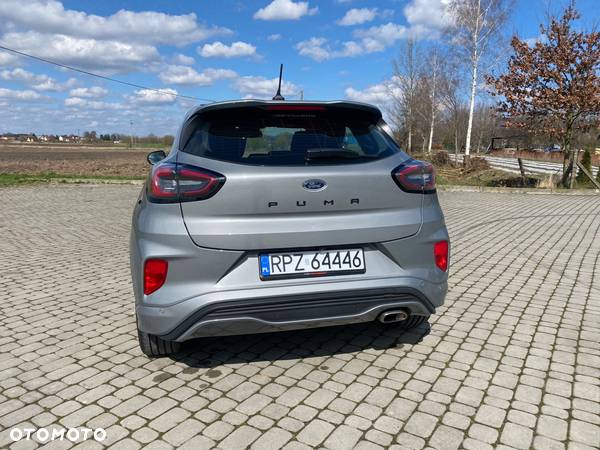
[251,427,292,450]
[500,422,534,449]
[469,423,499,445]
[430,425,465,450]
[2,187,599,450]
[296,419,335,446]
[323,424,363,450]
[218,425,261,449]
[570,420,600,447]
[474,404,506,428]
[537,415,568,441]
[404,412,438,438]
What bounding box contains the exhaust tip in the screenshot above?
[378,310,409,324]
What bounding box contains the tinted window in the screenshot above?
[181,107,402,165]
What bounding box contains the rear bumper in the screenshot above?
[136,278,446,342]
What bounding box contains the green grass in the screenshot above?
[130,142,170,149]
[0,172,144,187]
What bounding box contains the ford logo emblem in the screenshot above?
[302,179,327,192]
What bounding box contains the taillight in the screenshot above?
[144,259,168,295]
[147,163,225,203]
[392,160,436,193]
[434,240,449,272]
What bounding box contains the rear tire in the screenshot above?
[137,326,181,358]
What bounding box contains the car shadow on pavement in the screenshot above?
[168,320,430,370]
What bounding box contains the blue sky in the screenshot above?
[0,0,597,135]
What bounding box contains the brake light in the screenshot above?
[144,259,168,295]
[434,241,449,272]
[266,105,326,111]
[148,163,225,203]
[392,160,436,193]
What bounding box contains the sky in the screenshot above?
[0,0,597,136]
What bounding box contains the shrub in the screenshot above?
[432,150,451,166]
[467,157,490,172]
[576,148,592,184]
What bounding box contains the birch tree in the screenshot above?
[448,0,511,166]
[427,48,441,154]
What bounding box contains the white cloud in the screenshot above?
[64,97,88,107]
[64,97,121,110]
[172,54,195,65]
[0,68,47,84]
[69,86,108,98]
[199,41,257,58]
[403,0,453,36]
[0,1,233,74]
[295,37,333,61]
[267,33,282,41]
[337,8,377,26]
[297,23,410,61]
[0,51,19,67]
[254,0,318,21]
[233,76,300,99]
[159,66,237,86]
[295,36,375,61]
[354,23,408,52]
[297,0,451,61]
[32,77,77,92]
[0,67,76,91]
[0,0,231,46]
[0,31,160,73]
[345,77,402,107]
[0,87,42,101]
[129,88,178,105]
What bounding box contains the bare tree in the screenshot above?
[472,103,498,153]
[448,0,511,165]
[392,38,421,153]
[439,62,467,157]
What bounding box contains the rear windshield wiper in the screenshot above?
[305,148,378,160]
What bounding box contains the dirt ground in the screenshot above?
[0,143,155,177]
[0,143,539,188]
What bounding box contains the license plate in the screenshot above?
[259,248,365,280]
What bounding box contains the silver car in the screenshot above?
[131,100,449,357]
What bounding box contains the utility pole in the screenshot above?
[300,90,304,101]
[129,121,133,149]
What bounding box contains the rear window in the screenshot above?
[181,106,402,166]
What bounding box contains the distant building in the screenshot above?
[0,133,37,142]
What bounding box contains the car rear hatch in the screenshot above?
[175,101,423,250]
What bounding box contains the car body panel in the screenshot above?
[178,151,421,250]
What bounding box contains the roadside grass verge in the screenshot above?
[0,172,144,187]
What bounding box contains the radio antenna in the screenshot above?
[272,64,285,101]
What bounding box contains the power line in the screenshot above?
[0,44,215,103]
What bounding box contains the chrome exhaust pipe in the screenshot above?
[378,310,409,323]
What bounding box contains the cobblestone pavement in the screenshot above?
[1,185,599,450]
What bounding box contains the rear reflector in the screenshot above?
[434,241,449,272]
[392,160,436,194]
[144,259,168,295]
[148,163,225,203]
